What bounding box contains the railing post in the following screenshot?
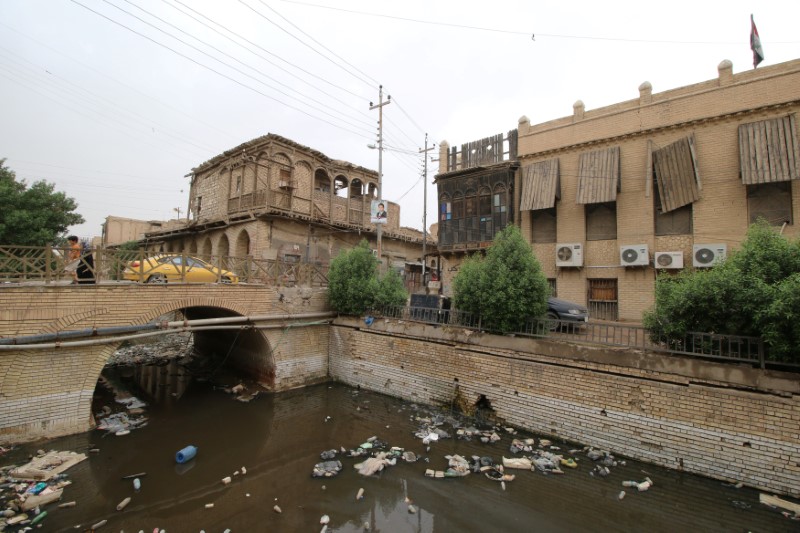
[45,244,52,284]
[759,339,765,369]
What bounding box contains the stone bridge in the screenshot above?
[0,283,332,444]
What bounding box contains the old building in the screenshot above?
[436,58,800,322]
[141,134,428,289]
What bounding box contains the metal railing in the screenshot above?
[0,246,328,287]
[372,305,784,370]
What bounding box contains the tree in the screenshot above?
[453,224,550,334]
[643,219,800,362]
[327,239,408,315]
[0,159,84,246]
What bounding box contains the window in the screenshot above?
[588,278,618,321]
[531,208,557,243]
[283,254,301,263]
[195,196,202,216]
[748,181,792,226]
[547,278,557,297]
[585,202,617,241]
[479,187,492,241]
[654,174,692,235]
[234,176,242,196]
[440,198,452,221]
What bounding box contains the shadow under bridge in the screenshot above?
[177,307,334,388]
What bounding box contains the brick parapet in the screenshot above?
[329,317,800,497]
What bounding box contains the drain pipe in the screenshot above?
[0,312,336,348]
[0,319,335,351]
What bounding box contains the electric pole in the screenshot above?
[419,134,435,289]
[369,86,390,268]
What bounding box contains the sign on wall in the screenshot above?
[371,199,388,224]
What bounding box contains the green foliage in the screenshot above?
[452,224,549,334]
[327,240,379,315]
[643,220,800,362]
[0,159,84,246]
[375,268,408,308]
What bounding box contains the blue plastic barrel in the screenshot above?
[175,445,198,464]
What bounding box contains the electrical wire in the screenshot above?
[100,0,376,136]
[67,0,374,140]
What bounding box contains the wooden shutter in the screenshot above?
[577,147,620,204]
[520,159,560,211]
[739,115,800,184]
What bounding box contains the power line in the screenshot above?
[0,21,243,145]
[100,0,376,136]
[278,1,800,45]
[67,0,374,140]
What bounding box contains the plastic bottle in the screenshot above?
[175,445,198,464]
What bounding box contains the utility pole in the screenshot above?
[419,133,435,289]
[369,86,390,267]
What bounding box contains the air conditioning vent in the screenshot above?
[620,245,649,266]
[692,244,727,268]
[654,251,684,269]
[556,243,583,267]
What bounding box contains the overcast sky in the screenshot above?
[1,0,798,239]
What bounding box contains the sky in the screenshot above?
[1,0,798,239]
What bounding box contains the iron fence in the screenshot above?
[371,305,785,370]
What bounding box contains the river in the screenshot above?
[1,355,796,533]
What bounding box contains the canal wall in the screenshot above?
[329,317,800,497]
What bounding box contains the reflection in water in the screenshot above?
[1,361,797,533]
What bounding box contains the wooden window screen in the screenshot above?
[653,137,700,212]
[738,115,800,185]
[520,159,560,210]
[588,278,618,321]
[577,147,620,204]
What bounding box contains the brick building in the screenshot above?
[435,58,800,321]
[142,134,428,289]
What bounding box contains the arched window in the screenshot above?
[465,188,477,242]
[314,169,331,193]
[334,175,348,198]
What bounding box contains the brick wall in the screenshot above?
[329,317,800,497]
[0,285,331,443]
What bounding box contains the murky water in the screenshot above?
[2,357,797,533]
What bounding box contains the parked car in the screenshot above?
[545,297,589,330]
[122,255,239,284]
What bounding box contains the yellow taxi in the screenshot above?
[122,255,239,284]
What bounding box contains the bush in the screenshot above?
[327,240,408,315]
[643,219,800,362]
[453,225,549,334]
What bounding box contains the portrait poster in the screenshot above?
[371,199,388,224]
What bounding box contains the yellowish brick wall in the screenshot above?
[0,285,332,443]
[497,59,800,321]
[329,318,800,497]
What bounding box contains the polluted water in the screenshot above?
[0,358,798,532]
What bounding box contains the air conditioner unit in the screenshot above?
[556,243,583,267]
[693,243,727,268]
[278,180,295,189]
[654,251,684,269]
[620,244,649,266]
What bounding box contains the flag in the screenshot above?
[750,14,764,68]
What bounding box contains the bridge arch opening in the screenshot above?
[183,306,275,387]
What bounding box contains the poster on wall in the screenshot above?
[371,199,388,224]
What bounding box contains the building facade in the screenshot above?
[141,134,428,290]
[436,58,800,321]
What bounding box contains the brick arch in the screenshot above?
[234,228,251,258]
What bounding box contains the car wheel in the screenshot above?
[546,311,560,331]
[146,274,167,284]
